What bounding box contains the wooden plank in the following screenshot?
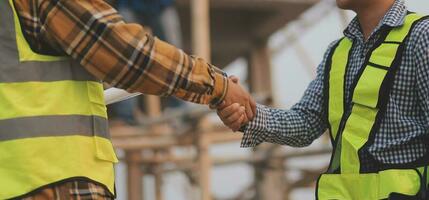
[197,137,211,200]
[126,151,143,200]
[145,95,162,117]
[112,130,240,150]
[207,131,243,143]
[155,172,164,200]
[110,126,148,138]
[191,0,211,61]
[248,45,283,200]
[253,145,286,200]
[196,117,212,200]
[248,40,273,102]
[119,145,330,165]
[191,0,212,198]
[154,151,164,200]
[113,136,180,149]
[145,95,165,200]
[197,118,212,200]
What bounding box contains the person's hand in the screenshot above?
[214,76,255,131]
[221,76,256,122]
[217,102,246,131]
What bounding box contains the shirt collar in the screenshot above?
[343,0,407,40]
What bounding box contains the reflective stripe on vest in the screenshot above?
[317,13,428,200]
[0,1,117,199]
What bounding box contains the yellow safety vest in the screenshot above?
[317,13,429,200]
[0,1,118,199]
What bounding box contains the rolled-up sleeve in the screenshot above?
[31,0,227,106]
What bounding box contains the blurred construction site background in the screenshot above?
[105,0,429,199]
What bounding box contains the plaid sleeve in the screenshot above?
[240,104,269,147]
[27,0,227,106]
[241,103,327,148]
[22,180,114,199]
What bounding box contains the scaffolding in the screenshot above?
[110,0,348,199]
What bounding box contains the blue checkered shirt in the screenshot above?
[242,0,429,169]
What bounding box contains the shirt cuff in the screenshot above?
[209,68,228,107]
[240,104,270,148]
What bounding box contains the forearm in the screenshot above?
[35,0,227,105]
[241,104,327,148]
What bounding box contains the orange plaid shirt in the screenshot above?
[13,0,228,106]
[21,181,113,200]
[11,0,228,198]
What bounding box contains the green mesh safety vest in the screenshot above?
[0,1,118,199]
[316,13,429,200]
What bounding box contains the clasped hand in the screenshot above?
[214,76,256,131]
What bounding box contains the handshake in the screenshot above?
[213,76,256,131]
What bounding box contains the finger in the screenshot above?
[230,114,245,132]
[241,112,249,125]
[239,108,249,125]
[217,103,241,119]
[224,106,245,125]
[245,101,254,120]
[232,115,245,132]
[218,103,239,118]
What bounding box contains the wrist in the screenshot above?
[209,71,229,107]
